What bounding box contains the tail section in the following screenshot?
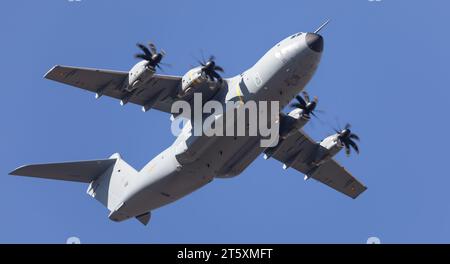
[10,153,150,226]
[86,153,137,213]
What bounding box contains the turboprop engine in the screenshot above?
[127,60,156,92]
[312,123,360,166]
[178,55,224,101]
[126,42,166,92]
[279,91,319,139]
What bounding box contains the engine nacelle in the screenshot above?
[178,67,220,101]
[278,108,310,139]
[126,61,155,92]
[312,134,343,165]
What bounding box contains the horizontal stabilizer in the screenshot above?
[10,159,117,183]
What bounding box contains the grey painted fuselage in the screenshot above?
[113,32,323,220]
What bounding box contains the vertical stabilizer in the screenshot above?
[86,153,138,212]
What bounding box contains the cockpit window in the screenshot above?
[290,33,303,39]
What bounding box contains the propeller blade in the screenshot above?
[214,65,224,72]
[204,70,213,81]
[156,64,167,73]
[302,91,310,103]
[137,43,151,57]
[344,141,351,156]
[148,42,157,55]
[198,60,206,67]
[347,139,360,154]
[290,102,303,109]
[159,62,172,67]
[200,50,206,64]
[344,123,351,130]
[135,54,151,60]
[313,96,318,104]
[211,71,222,81]
[349,133,360,141]
[295,95,307,107]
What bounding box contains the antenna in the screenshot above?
[314,19,331,34]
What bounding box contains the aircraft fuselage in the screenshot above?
[112,32,323,221]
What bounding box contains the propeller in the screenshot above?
[135,42,166,70]
[335,123,360,156]
[290,91,319,118]
[197,55,224,83]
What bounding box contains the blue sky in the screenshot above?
[1,0,449,243]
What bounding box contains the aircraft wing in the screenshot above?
[265,129,367,199]
[44,65,181,113]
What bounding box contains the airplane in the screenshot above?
[10,21,367,226]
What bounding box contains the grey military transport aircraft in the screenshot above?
[10,21,366,226]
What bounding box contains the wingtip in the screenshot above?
[351,186,368,199]
[9,165,28,176]
[43,65,60,79]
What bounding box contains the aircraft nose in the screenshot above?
[306,33,324,53]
